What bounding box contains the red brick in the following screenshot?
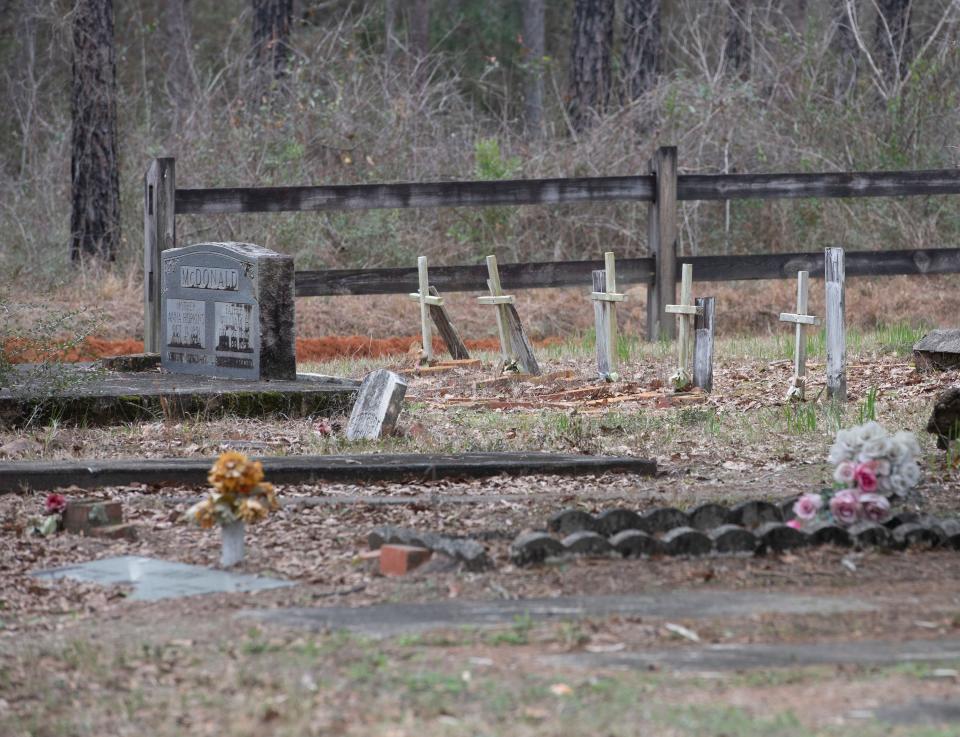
[63,500,123,535]
[379,544,432,576]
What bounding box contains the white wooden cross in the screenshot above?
[664,263,701,389]
[408,255,442,362]
[589,251,626,378]
[477,254,515,362]
[779,270,821,401]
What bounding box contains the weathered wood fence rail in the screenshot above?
[293,248,960,296]
[144,146,960,351]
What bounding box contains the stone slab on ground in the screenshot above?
[0,452,656,492]
[239,591,875,637]
[914,329,960,371]
[32,555,292,601]
[544,638,960,673]
[869,698,960,726]
[0,364,358,427]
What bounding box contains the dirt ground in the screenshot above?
[2,325,960,735]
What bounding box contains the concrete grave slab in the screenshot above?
[868,698,960,726]
[239,591,875,638]
[544,638,960,673]
[0,364,357,427]
[33,555,292,601]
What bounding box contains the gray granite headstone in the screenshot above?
[346,369,407,440]
[161,242,295,380]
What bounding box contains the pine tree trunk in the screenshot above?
[874,0,912,89]
[724,0,751,80]
[568,0,614,133]
[70,0,120,262]
[385,0,399,67]
[833,0,859,102]
[162,0,196,127]
[251,0,293,80]
[522,0,545,138]
[408,0,430,59]
[622,0,660,101]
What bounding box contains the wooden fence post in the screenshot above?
[825,247,846,402]
[144,157,176,353]
[646,146,678,341]
[693,297,715,392]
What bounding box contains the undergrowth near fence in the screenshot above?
[2,2,960,294]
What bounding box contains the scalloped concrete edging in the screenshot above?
[509,503,960,566]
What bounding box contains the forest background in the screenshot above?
[0,0,958,338]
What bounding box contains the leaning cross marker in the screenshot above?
[477,255,515,361]
[408,256,442,362]
[590,251,626,381]
[665,263,702,390]
[478,255,541,375]
[779,270,821,401]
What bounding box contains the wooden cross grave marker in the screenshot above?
[589,251,626,381]
[664,263,702,390]
[408,256,474,368]
[779,270,821,401]
[477,255,540,375]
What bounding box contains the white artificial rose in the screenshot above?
[893,431,921,459]
[900,461,921,488]
[860,437,894,461]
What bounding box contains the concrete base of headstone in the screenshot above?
[346,370,408,441]
[0,365,358,427]
[914,330,960,372]
[99,353,161,372]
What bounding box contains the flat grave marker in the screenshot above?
[33,555,292,601]
[161,241,295,380]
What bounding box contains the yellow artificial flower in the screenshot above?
[257,482,280,511]
[238,498,267,524]
[187,498,217,529]
[208,451,264,494]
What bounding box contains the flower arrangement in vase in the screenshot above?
[791,421,922,530]
[186,451,279,566]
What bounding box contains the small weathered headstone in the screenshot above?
[346,369,408,441]
[914,330,960,372]
[161,242,295,380]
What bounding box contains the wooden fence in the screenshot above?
[143,146,960,352]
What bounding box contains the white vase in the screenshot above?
[220,520,245,567]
